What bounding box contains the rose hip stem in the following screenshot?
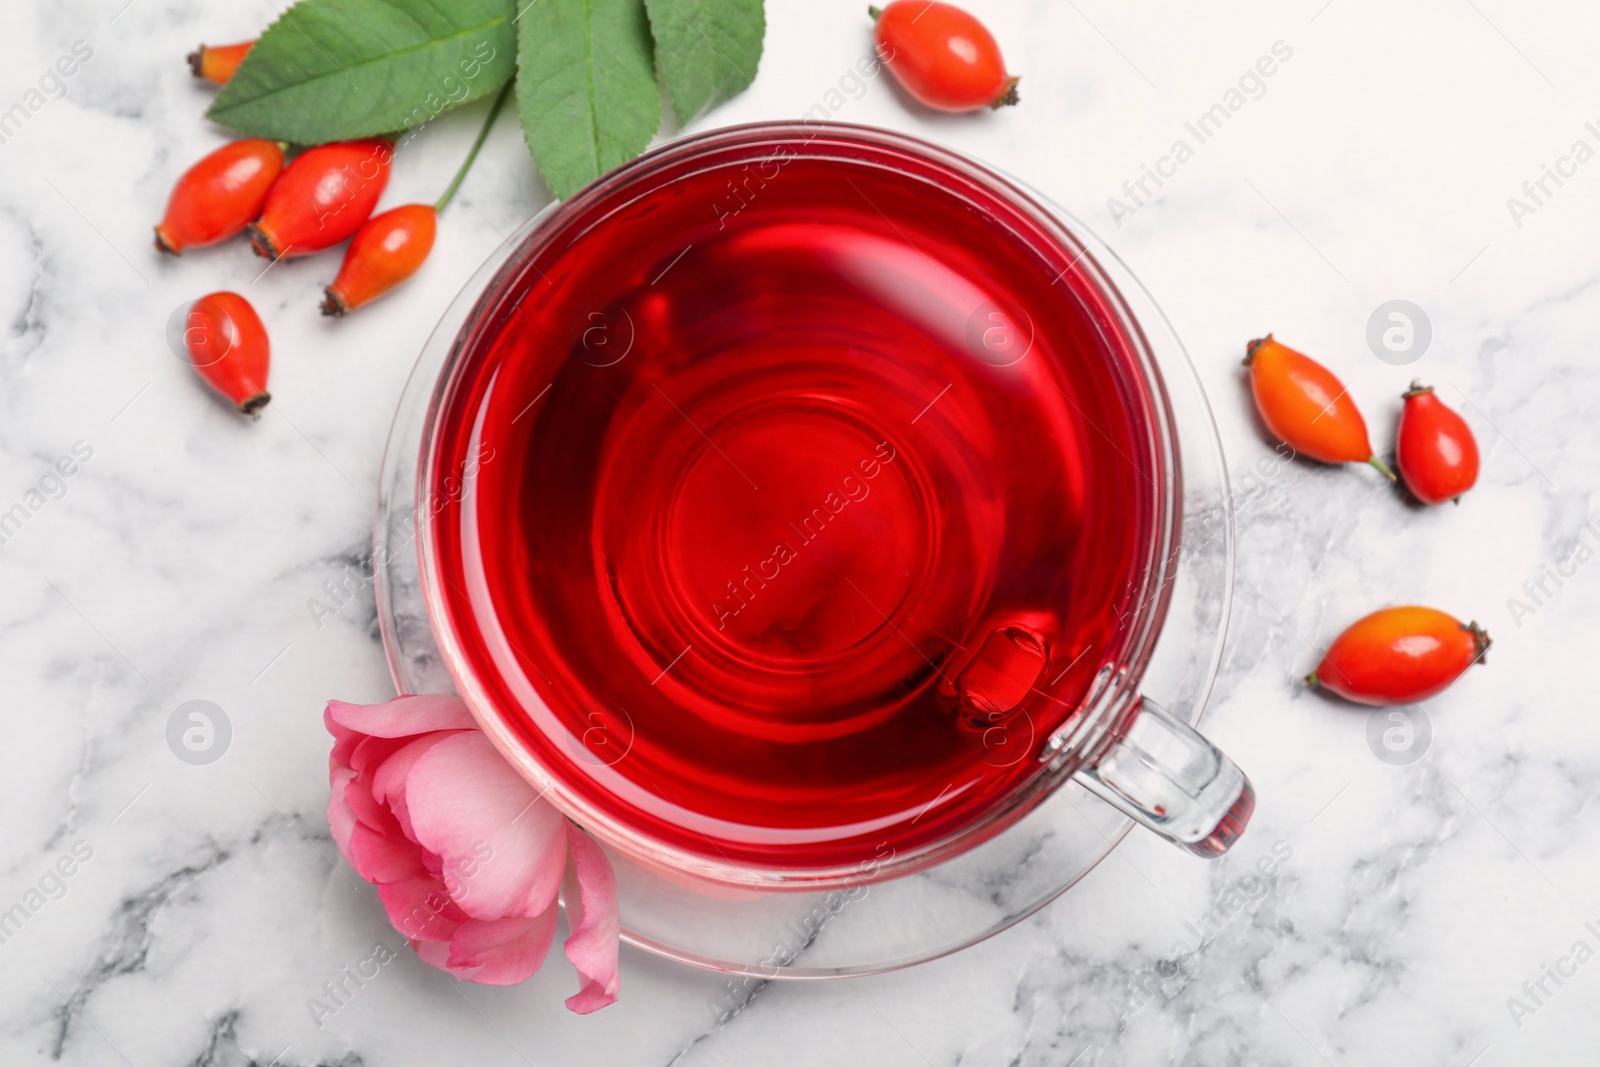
[320,84,510,316]
[436,82,512,212]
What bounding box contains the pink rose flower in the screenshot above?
[324,695,620,1012]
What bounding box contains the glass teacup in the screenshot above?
[415,122,1253,890]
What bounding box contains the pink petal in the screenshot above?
[349,734,410,775]
[372,732,460,840]
[377,875,467,943]
[406,732,568,922]
[346,761,401,836]
[327,695,477,739]
[328,766,358,863]
[348,822,426,884]
[325,703,362,769]
[562,826,620,1013]
[447,909,560,986]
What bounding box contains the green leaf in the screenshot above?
[516,0,661,201]
[644,0,764,124]
[208,0,518,144]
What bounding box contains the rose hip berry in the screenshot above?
[183,292,271,416]
[247,138,393,260]
[187,40,253,85]
[870,1,1019,112]
[154,139,284,255]
[321,204,436,316]
[1397,382,1479,505]
[1244,334,1394,481]
[1306,606,1489,706]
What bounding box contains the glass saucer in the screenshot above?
[373,142,1234,979]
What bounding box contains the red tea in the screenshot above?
[426,128,1166,875]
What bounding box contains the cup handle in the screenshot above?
[1071,696,1254,857]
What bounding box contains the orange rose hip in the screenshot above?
[1306,606,1489,706]
[321,204,437,316]
[1244,334,1394,480]
[187,40,254,85]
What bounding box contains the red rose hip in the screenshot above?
[154,139,284,255]
[1397,382,1479,505]
[183,292,271,416]
[248,139,393,260]
[1306,606,1489,706]
[870,1,1019,112]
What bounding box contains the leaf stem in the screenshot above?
[436,81,512,212]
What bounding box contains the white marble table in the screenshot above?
[3,0,1597,1063]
